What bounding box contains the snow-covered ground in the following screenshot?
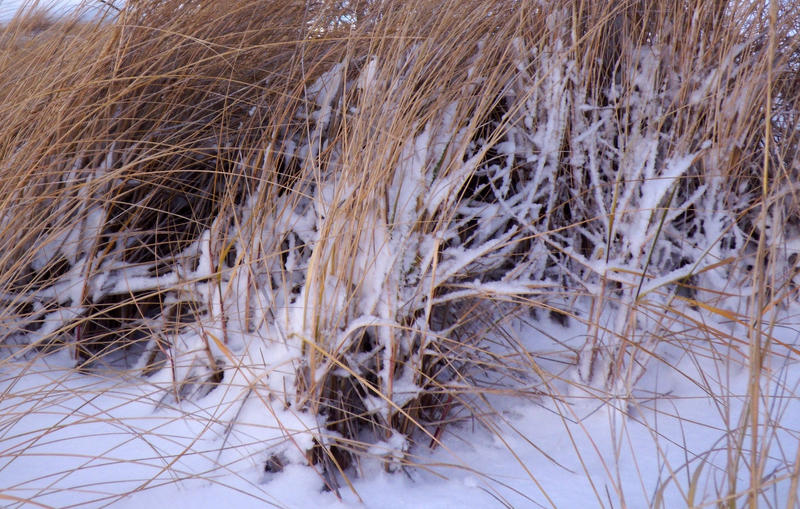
[4,313,800,508]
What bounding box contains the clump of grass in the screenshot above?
[2,0,800,505]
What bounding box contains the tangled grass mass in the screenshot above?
[2,0,800,506]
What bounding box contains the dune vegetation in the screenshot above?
[2,0,800,506]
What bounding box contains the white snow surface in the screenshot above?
[3,314,800,508]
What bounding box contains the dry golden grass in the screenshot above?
[1,0,800,505]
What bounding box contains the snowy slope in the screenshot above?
[4,312,800,508]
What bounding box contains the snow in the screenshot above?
[4,313,800,508]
